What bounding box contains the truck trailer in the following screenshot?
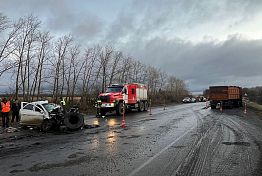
[96,83,148,116]
[209,86,242,109]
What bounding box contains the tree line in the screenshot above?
[0,14,188,110]
[243,87,262,105]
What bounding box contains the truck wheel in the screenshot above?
[138,101,145,112]
[97,108,106,116]
[116,102,124,116]
[64,112,84,130]
[100,109,107,116]
[41,119,54,132]
[144,101,148,111]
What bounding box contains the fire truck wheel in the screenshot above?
[138,101,145,112]
[116,102,124,116]
[144,101,148,111]
[100,109,107,116]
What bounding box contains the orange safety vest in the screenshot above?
[1,101,10,113]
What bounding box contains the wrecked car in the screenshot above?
[19,100,84,132]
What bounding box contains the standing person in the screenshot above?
[11,99,20,124]
[59,97,66,113]
[1,97,11,128]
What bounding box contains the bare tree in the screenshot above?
[119,57,132,83]
[0,13,189,107]
[0,13,9,33]
[81,46,100,101]
[51,35,72,102]
[109,51,122,85]
[14,15,41,99]
[99,45,113,92]
[165,76,188,102]
[0,14,22,78]
[30,31,51,100]
[64,45,84,102]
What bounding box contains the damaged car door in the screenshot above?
[20,102,45,126]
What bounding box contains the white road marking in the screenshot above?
[128,125,196,176]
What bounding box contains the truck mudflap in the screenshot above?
[210,99,242,109]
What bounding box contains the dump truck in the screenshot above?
[96,83,148,116]
[209,86,242,109]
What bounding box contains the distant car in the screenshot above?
[198,96,206,102]
[182,97,191,103]
[191,97,197,103]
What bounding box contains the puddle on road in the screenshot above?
[107,135,114,139]
[126,135,141,139]
[222,141,251,146]
[28,155,98,172]
[138,118,157,122]
[118,135,141,139]
[11,164,23,168]
[9,169,25,174]
[67,152,85,159]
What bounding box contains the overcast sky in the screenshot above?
[1,0,262,92]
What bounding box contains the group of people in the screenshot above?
[1,98,21,128]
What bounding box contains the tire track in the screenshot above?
[175,109,223,176]
[213,114,255,176]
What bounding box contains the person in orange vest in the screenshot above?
[1,97,11,128]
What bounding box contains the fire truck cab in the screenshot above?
[96,83,148,116]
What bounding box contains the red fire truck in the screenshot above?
[96,83,148,116]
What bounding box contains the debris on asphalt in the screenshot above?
[4,127,19,133]
[83,124,100,129]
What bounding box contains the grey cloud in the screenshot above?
[105,11,136,42]
[107,0,262,42]
[0,0,104,40]
[43,3,105,40]
[106,0,262,91]
[72,16,103,39]
[127,35,262,91]
[1,0,262,92]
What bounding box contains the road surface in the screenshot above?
[0,103,262,176]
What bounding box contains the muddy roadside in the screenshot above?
[0,114,105,157]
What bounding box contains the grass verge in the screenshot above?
[247,101,262,117]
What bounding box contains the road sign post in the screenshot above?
[149,99,152,115]
[244,101,247,114]
[121,102,126,128]
[244,93,248,115]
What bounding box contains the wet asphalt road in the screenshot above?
[1,103,262,176]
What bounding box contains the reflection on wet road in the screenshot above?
[85,115,121,128]
[1,103,262,176]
